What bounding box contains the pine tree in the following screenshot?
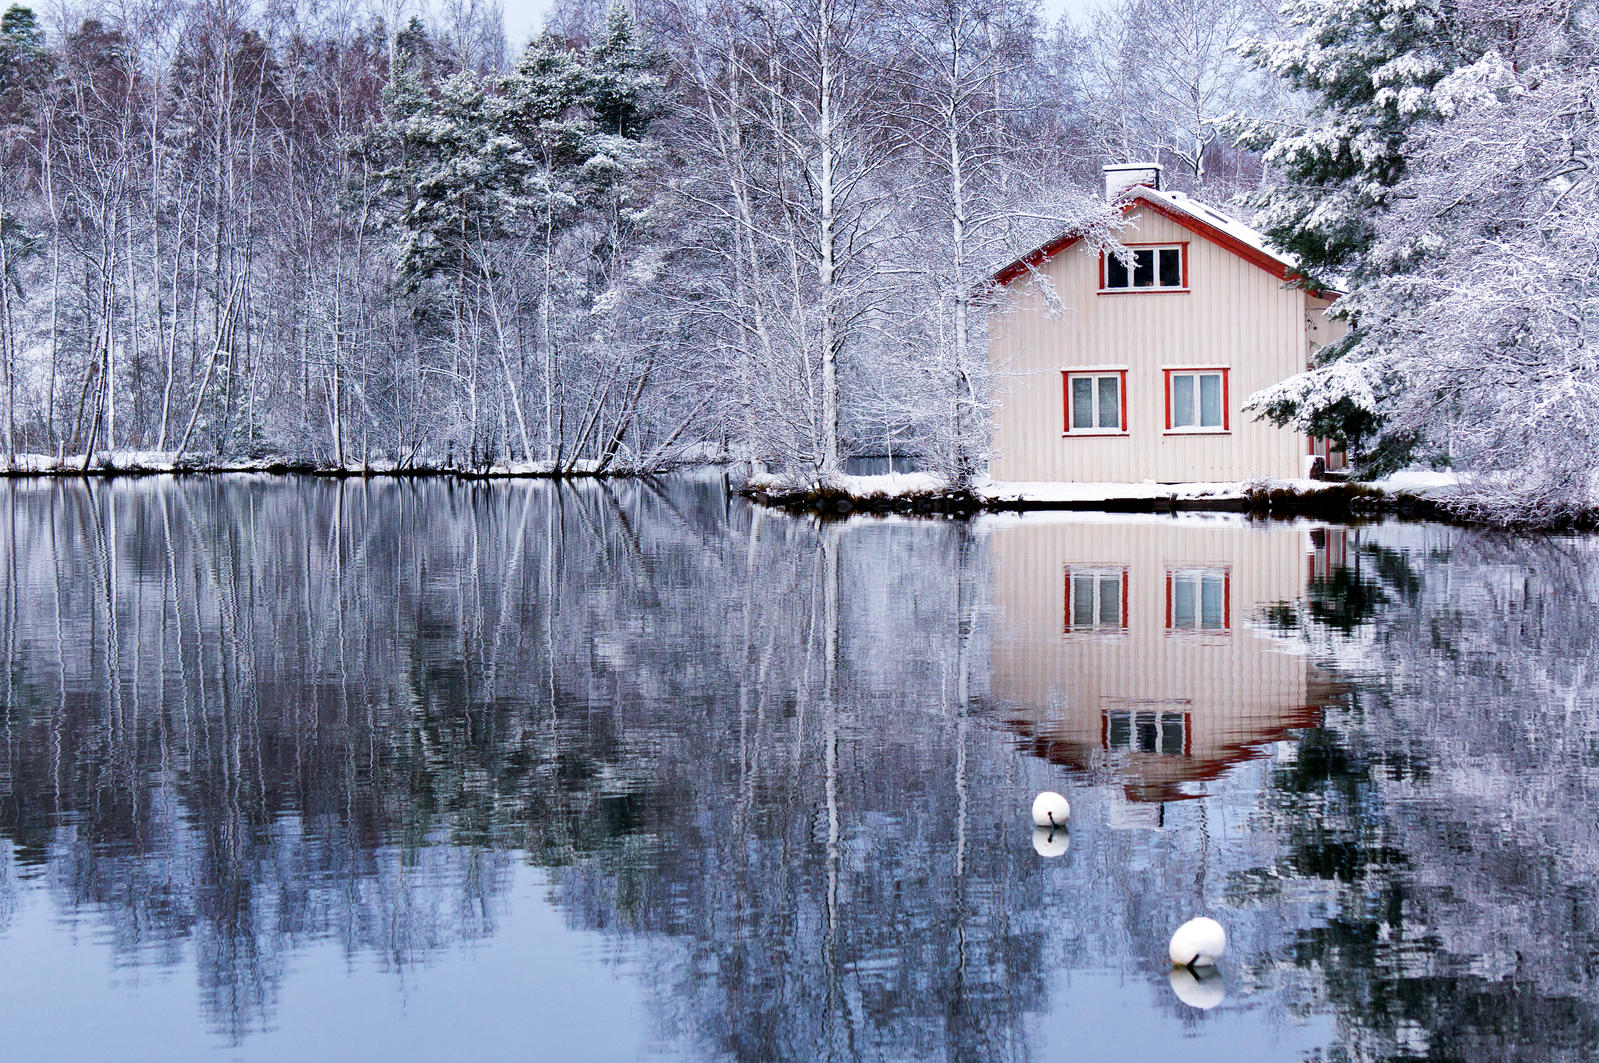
[377,21,509,299]
[1230,0,1470,286]
[0,5,49,462]
[1227,0,1490,460]
[1235,0,1597,485]
[492,30,587,216]
[584,4,659,139]
[573,6,662,271]
[0,5,48,108]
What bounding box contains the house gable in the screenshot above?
[989,190,1306,291]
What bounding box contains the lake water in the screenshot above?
[0,473,1595,1061]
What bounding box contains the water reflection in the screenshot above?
[1250,525,1599,1062]
[985,517,1340,805]
[0,477,1595,1061]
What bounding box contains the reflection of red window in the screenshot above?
[1164,568,1231,633]
[1065,567,1130,633]
[1308,527,1349,583]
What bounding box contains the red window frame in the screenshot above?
[1163,367,1230,433]
[1308,435,1347,469]
[1163,567,1232,634]
[1308,527,1349,584]
[1061,369,1129,436]
[1099,242,1189,292]
[1064,567,1130,634]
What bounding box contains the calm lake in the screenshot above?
[0,473,1594,1061]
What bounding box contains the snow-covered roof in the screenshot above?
[1137,187,1290,266]
[988,187,1335,294]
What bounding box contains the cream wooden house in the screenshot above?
[985,164,1344,484]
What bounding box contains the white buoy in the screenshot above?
[1032,826,1070,858]
[1169,917,1227,968]
[1031,791,1070,828]
[1169,966,1225,1010]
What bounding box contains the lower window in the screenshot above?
[1105,709,1189,756]
[1165,368,1228,431]
[1063,370,1126,434]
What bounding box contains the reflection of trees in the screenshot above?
[13,482,1597,1061]
[0,476,1060,1056]
[1248,525,1599,1062]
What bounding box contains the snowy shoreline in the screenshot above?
[741,469,1597,528]
[8,457,1589,529]
[0,452,642,480]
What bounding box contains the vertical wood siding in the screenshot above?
[988,210,1329,483]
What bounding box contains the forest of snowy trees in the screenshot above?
[0,0,1594,509]
[0,0,1287,480]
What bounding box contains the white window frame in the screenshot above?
[1062,369,1127,436]
[1164,366,1229,434]
[1101,243,1188,292]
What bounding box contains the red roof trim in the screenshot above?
[990,231,1085,287]
[986,191,1331,295]
[1134,197,1292,283]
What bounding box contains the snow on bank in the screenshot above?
[0,451,611,477]
[747,471,950,498]
[977,477,1339,505]
[1366,470,1462,497]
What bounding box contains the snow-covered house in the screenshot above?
[985,164,1344,484]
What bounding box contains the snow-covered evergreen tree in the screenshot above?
[1240,0,1599,516]
[1230,0,1468,285]
[1225,0,1473,459]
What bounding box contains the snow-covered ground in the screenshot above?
[0,451,610,477]
[977,477,1338,504]
[1365,470,1462,497]
[747,471,949,497]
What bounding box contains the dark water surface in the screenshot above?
[0,473,1595,1061]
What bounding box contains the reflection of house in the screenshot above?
[987,517,1341,804]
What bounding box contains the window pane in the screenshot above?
[1073,574,1095,627]
[1108,712,1131,749]
[1159,247,1182,287]
[1132,249,1155,287]
[1136,715,1160,752]
[1201,575,1225,629]
[1097,375,1119,429]
[1098,575,1121,625]
[1200,373,1223,427]
[1162,715,1185,754]
[1173,577,1196,628]
[1106,254,1129,288]
[1172,374,1195,427]
[1071,377,1093,429]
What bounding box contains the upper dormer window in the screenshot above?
[1103,244,1186,291]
